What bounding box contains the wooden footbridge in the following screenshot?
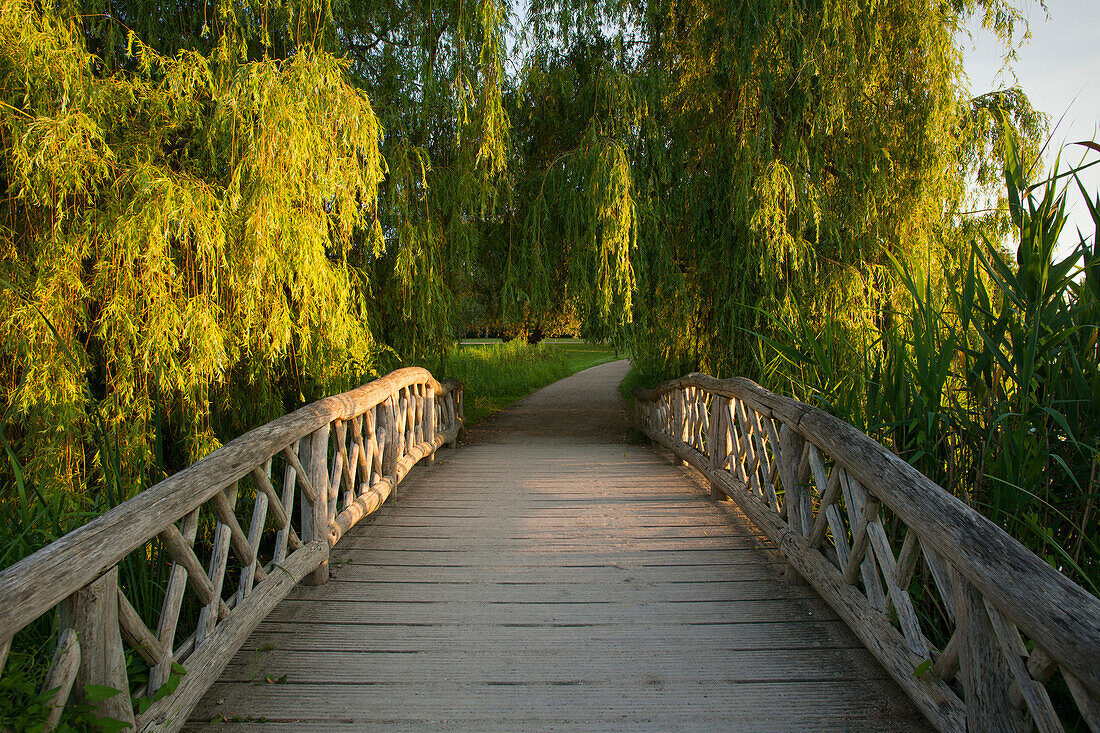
[1,361,1098,731]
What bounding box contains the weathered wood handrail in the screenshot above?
[634,373,1100,733]
[0,367,463,732]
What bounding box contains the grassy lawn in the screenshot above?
[424,340,622,428]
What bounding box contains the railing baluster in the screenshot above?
[117,586,165,666]
[808,466,841,548]
[443,393,458,448]
[40,628,79,731]
[237,471,271,603]
[252,462,299,550]
[398,392,409,457]
[197,482,239,645]
[337,418,358,507]
[273,444,300,567]
[933,626,962,680]
[921,540,958,624]
[673,388,687,466]
[1026,645,1058,684]
[416,384,425,446]
[282,445,318,507]
[894,530,920,588]
[865,518,928,657]
[158,524,227,614]
[366,407,383,484]
[149,507,200,692]
[776,423,809,584]
[380,394,399,486]
[726,400,748,483]
[350,415,370,491]
[840,472,886,611]
[777,424,806,538]
[1064,674,1100,729]
[748,409,780,512]
[327,421,342,522]
[734,401,763,500]
[404,388,415,453]
[982,599,1062,732]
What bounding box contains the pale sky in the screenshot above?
[961,0,1100,257]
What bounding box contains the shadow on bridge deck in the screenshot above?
[190,360,927,731]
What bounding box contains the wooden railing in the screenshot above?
[0,367,463,732]
[633,374,1100,733]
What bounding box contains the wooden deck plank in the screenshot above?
[238,619,868,650]
[191,360,928,731]
[289,579,811,601]
[189,718,923,732]
[321,567,789,583]
[216,647,893,683]
[192,682,923,731]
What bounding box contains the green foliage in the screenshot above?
[513,0,1045,382]
[757,136,1100,592]
[1,0,389,510]
[0,651,132,732]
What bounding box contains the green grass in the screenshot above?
[424,340,621,428]
[617,363,646,410]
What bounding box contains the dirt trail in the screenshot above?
[461,358,632,445]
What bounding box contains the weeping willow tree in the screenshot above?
[510,0,1044,380]
[502,38,642,340]
[330,0,512,355]
[0,0,513,516]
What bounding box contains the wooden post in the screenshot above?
[60,566,135,729]
[707,396,726,501]
[953,573,1026,732]
[302,424,331,585]
[425,386,436,464]
[778,424,809,585]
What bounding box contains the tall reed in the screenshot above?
[758,138,1099,593]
